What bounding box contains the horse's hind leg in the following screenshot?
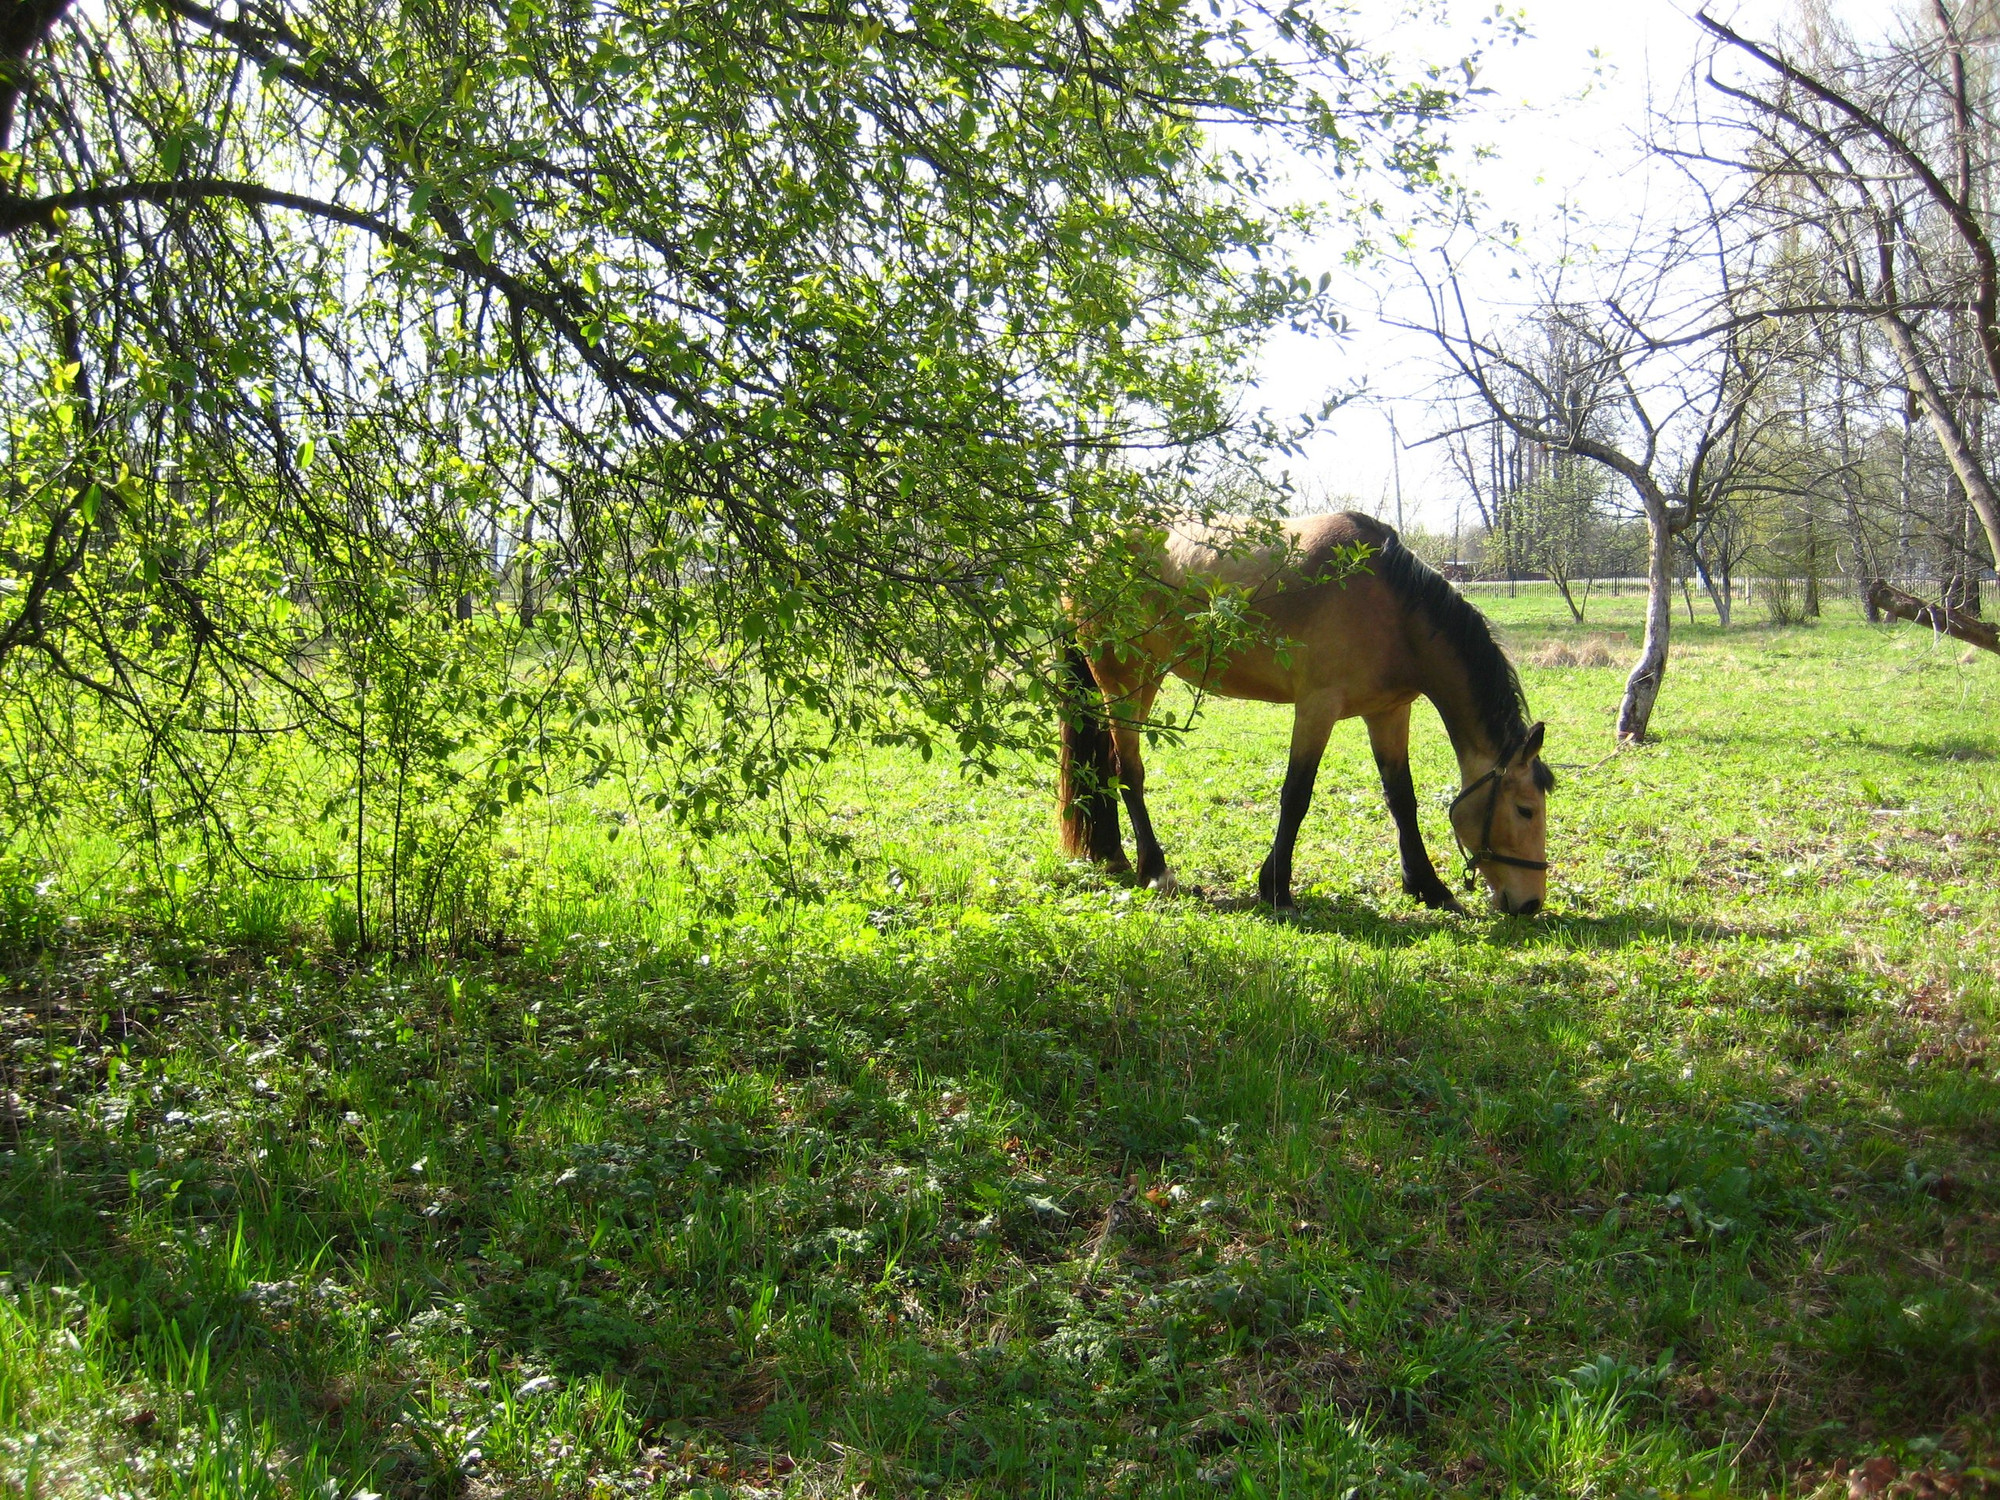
[1258,692,1339,909]
[1365,704,1464,913]
[1059,641,1128,870]
[1093,663,1174,891]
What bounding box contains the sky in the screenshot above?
[1252,0,1890,534]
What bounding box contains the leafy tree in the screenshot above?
[1509,452,1608,623]
[0,0,1467,944]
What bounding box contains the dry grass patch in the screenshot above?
[1528,633,1628,668]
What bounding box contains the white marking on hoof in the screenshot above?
[1146,870,1179,896]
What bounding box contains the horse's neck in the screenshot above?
[1414,636,1501,783]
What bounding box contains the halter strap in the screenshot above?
[1448,735,1550,891]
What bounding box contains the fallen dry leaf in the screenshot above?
[1851,1456,1901,1499]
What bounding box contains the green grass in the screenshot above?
[3,587,1999,1497]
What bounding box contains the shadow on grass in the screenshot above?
[1,911,1996,1496]
[1210,889,1798,952]
[1657,724,1997,761]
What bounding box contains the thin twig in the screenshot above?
[1730,1383,1784,1471]
[1084,1178,1138,1276]
[1874,1232,2000,1308]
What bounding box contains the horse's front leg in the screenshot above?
[1365,705,1465,913]
[1258,694,1338,909]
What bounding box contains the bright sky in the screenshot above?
[1255,0,1890,533]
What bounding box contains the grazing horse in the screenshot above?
[1057,512,1553,914]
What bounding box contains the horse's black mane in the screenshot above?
[1371,527,1556,791]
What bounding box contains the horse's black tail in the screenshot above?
[1056,637,1125,865]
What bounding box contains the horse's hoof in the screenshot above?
[1408,884,1464,914]
[1145,870,1179,896]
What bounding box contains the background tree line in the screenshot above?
[1414,0,2000,742]
[1411,350,1996,631]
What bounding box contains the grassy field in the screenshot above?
[3,585,1998,1498]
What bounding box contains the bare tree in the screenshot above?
[1683,482,1757,626]
[1412,238,1785,741]
[1697,5,2000,580]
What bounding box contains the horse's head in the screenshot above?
[1449,722,1552,916]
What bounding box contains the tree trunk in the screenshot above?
[1879,312,2000,570]
[1946,501,1982,615]
[1688,536,1736,632]
[1798,370,1822,618]
[1869,579,2000,653]
[1896,387,1917,578]
[1551,565,1584,623]
[1617,500,1674,743]
[1804,508,1821,617]
[0,2,74,154]
[1691,542,1731,626]
[1836,325,1879,621]
[519,509,538,628]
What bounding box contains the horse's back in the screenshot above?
[1162,511,1396,596]
[1140,511,1417,707]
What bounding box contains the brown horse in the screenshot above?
[1058,512,1553,914]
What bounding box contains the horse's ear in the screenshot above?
[1521,721,1546,759]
